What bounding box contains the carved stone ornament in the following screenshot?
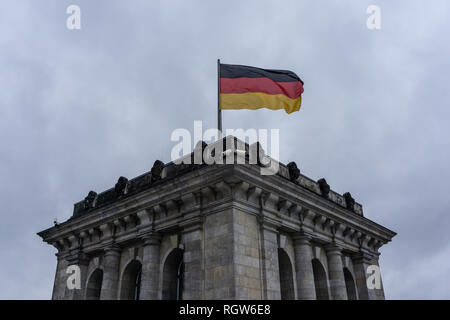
[287,162,300,182]
[343,192,355,211]
[317,178,330,198]
[83,191,97,210]
[115,176,128,196]
[151,160,165,182]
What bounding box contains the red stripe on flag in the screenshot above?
[220,77,304,99]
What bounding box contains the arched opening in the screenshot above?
[343,268,357,300]
[278,248,295,300]
[120,260,142,300]
[312,259,329,300]
[85,268,103,300]
[162,248,184,300]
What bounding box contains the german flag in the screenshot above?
[219,64,304,114]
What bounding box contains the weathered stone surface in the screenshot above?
[140,234,161,300]
[325,244,347,300]
[37,136,396,300]
[100,246,121,300]
[293,234,316,300]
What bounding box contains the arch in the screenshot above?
[312,259,329,300]
[162,248,184,300]
[85,268,103,300]
[120,260,142,300]
[343,267,357,300]
[278,248,295,300]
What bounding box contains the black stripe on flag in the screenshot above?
[220,63,303,84]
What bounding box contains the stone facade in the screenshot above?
[38,136,396,300]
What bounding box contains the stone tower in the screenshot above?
[38,136,396,300]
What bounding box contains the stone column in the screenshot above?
[373,255,385,300]
[293,233,316,300]
[65,252,89,300]
[259,225,281,300]
[100,245,121,300]
[182,223,204,299]
[52,253,67,300]
[325,244,347,300]
[139,233,161,300]
[352,252,383,300]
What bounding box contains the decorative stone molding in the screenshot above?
[113,218,126,234]
[298,207,312,224]
[99,222,114,239]
[246,186,262,204]
[37,136,396,300]
[153,203,168,220]
[287,203,301,219]
[260,192,278,212]
[215,181,232,199]
[323,218,334,231]
[277,199,292,213]
[313,214,327,230]
[66,250,90,266]
[201,186,217,204]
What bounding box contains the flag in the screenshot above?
[219,63,304,114]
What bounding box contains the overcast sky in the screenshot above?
[1,0,449,299]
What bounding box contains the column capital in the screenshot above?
[142,233,162,246]
[293,232,312,245]
[179,217,203,233]
[352,251,377,264]
[66,251,89,266]
[103,245,122,257]
[324,243,343,256]
[259,216,279,233]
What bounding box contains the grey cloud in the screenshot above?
[0,0,449,299]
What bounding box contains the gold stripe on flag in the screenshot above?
[220,92,302,114]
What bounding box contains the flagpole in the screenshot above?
[217,59,222,139]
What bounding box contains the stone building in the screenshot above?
[38,136,396,300]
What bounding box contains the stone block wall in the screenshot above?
[39,150,395,300]
[233,209,263,299]
[204,208,234,299]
